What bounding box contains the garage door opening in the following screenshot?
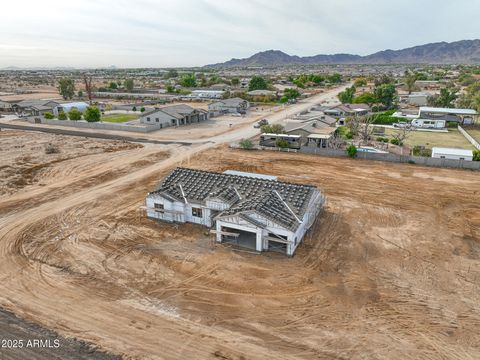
[268,239,287,254]
[267,233,288,254]
[221,226,257,251]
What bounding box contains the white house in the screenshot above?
[53,102,89,116]
[431,147,473,161]
[139,104,208,128]
[145,168,325,256]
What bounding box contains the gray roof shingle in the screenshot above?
[151,167,319,231]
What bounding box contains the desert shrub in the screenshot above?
[376,136,389,142]
[346,144,357,158]
[390,138,403,146]
[239,139,254,149]
[371,110,405,125]
[412,146,432,157]
[84,106,101,122]
[45,143,60,154]
[338,126,353,139]
[261,124,284,134]
[473,150,480,161]
[68,108,82,120]
[58,111,67,120]
[275,139,290,148]
[43,112,54,119]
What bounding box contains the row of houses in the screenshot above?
[138,98,251,127]
[0,99,91,117]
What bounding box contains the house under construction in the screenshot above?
[145,167,325,256]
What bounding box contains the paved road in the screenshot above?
[206,85,349,145]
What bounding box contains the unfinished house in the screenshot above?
[139,104,208,128]
[146,168,325,256]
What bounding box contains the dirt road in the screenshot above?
[6,85,478,359]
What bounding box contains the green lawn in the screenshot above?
[384,128,475,150]
[101,114,139,123]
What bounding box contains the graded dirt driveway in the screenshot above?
[0,131,479,359]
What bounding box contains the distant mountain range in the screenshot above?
[206,39,480,67]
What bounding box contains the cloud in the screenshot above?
[0,0,479,67]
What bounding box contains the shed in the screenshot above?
[431,147,473,161]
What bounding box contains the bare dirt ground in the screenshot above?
[0,131,143,196]
[0,308,121,360]
[0,128,479,359]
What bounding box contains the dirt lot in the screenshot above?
[0,131,479,359]
[0,130,143,196]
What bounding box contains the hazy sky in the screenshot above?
[1,0,479,68]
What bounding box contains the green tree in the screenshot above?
[78,90,83,97]
[239,139,254,149]
[166,69,178,78]
[275,139,290,149]
[405,73,417,94]
[231,78,240,86]
[354,77,367,87]
[374,74,395,86]
[283,88,300,100]
[43,112,54,119]
[327,73,342,83]
[473,150,480,161]
[429,88,458,108]
[140,107,145,112]
[261,124,284,134]
[346,145,357,158]
[353,92,377,105]
[109,82,118,90]
[374,84,397,109]
[166,84,175,93]
[248,76,268,91]
[58,111,67,120]
[68,108,82,120]
[179,73,197,87]
[57,78,75,100]
[310,74,325,84]
[132,106,137,111]
[280,96,288,104]
[338,86,356,104]
[84,106,101,122]
[124,79,134,92]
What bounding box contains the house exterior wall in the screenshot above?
[139,111,176,127]
[146,189,324,256]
